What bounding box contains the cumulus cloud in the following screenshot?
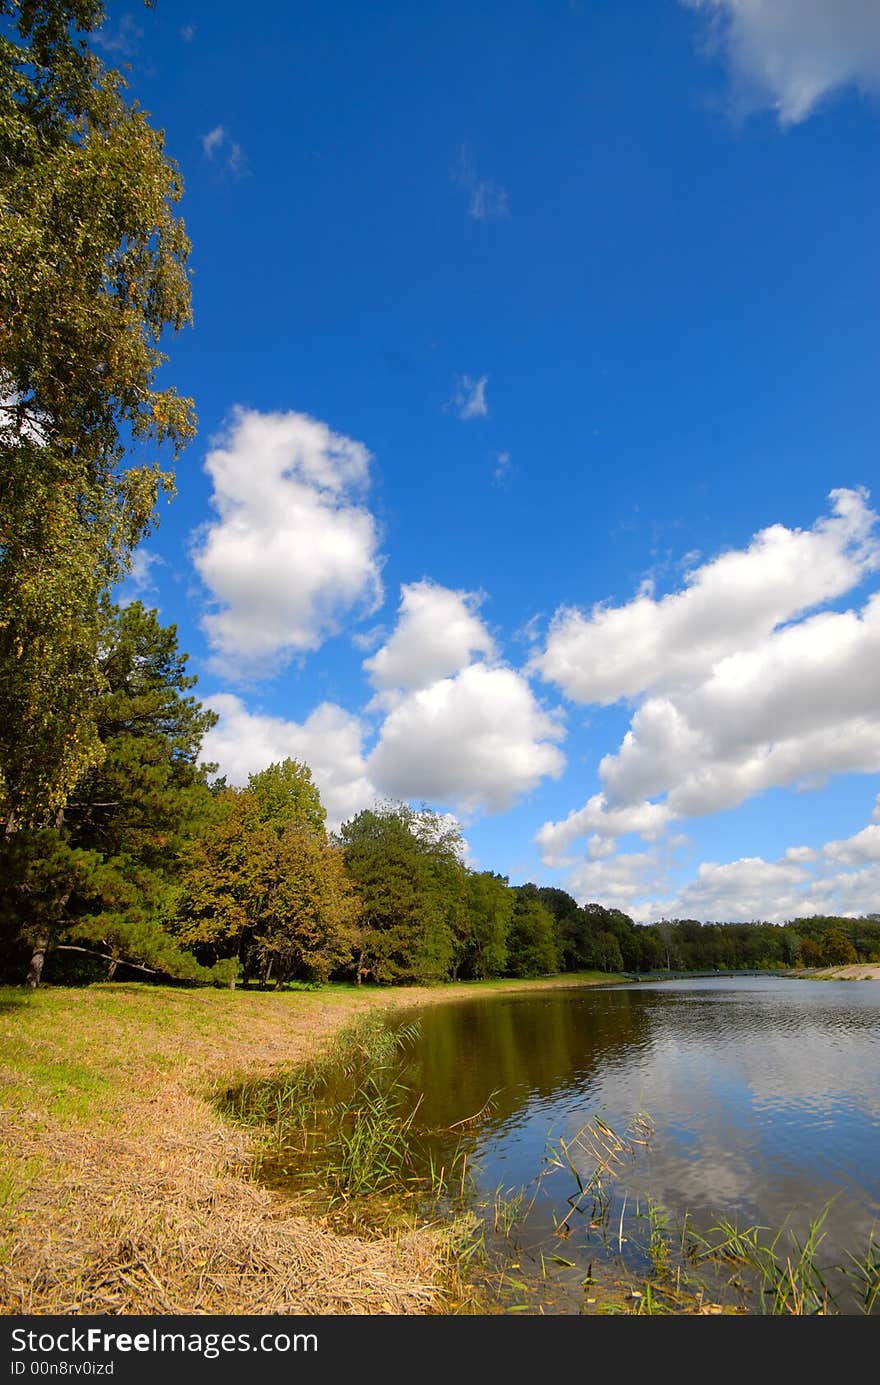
[364,581,495,696]
[637,849,880,925]
[201,692,376,830]
[448,374,489,421]
[565,792,880,924]
[683,0,880,125]
[566,851,661,913]
[533,490,880,856]
[783,845,817,864]
[192,407,383,676]
[599,595,880,816]
[535,488,878,706]
[368,662,565,816]
[824,823,880,866]
[649,856,810,923]
[537,794,673,867]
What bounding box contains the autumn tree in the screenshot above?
[250,825,356,985]
[175,764,351,988]
[0,1,195,833]
[247,759,326,836]
[819,927,858,967]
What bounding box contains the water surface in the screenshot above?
[392,976,880,1311]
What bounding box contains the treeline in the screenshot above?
[2,601,878,989]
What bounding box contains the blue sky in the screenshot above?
[106,0,880,923]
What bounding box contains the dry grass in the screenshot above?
[0,974,616,1317]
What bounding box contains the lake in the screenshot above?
[388,975,880,1313]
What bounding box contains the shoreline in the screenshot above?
[0,972,620,1317]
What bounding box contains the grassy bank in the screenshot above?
[0,971,620,1316]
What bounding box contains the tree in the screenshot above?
[537,887,593,971]
[250,825,356,986]
[174,770,350,988]
[819,927,858,967]
[173,789,263,983]
[0,600,218,984]
[337,805,456,984]
[0,1,195,832]
[246,759,326,837]
[596,930,624,974]
[799,937,824,968]
[59,600,217,980]
[506,886,558,978]
[455,871,513,980]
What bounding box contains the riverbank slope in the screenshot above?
[0,973,618,1316]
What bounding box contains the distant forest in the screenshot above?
[2,602,877,989]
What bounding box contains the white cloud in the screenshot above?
[683,0,880,124]
[201,692,376,831]
[368,662,565,815]
[192,406,383,676]
[180,24,197,42]
[364,581,495,696]
[566,851,660,913]
[532,490,880,844]
[568,794,880,923]
[599,595,880,816]
[535,488,878,706]
[537,793,673,867]
[648,856,810,923]
[783,845,817,864]
[201,125,226,158]
[824,823,880,866]
[448,374,489,421]
[637,850,880,925]
[201,125,247,176]
[118,549,163,606]
[453,145,510,222]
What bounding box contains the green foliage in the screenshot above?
[248,823,357,985]
[637,915,880,974]
[246,758,326,836]
[819,927,859,967]
[0,601,217,984]
[456,871,513,980]
[175,776,352,987]
[505,886,558,978]
[0,0,194,828]
[337,804,457,984]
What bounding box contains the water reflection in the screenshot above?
[393,976,880,1311]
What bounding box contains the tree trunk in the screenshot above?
[26,932,49,988]
[106,956,118,980]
